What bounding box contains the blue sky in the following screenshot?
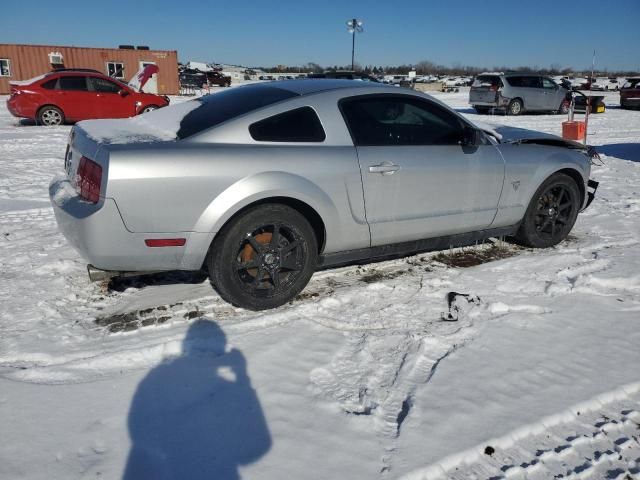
[5,0,640,71]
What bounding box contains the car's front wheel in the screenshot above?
[139,105,159,114]
[208,204,318,310]
[37,106,65,126]
[558,100,570,115]
[514,173,580,248]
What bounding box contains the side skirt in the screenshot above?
[316,224,519,270]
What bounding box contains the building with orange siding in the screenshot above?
[0,44,179,95]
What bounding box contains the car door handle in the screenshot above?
[369,162,400,175]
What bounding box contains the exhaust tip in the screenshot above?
[87,265,118,282]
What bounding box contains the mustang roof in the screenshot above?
[273,78,392,96]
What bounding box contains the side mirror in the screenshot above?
[118,89,129,97]
[461,126,480,147]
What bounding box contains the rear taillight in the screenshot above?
[76,156,102,203]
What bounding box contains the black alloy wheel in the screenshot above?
[208,204,317,310]
[514,173,580,248]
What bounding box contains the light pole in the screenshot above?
[346,18,363,71]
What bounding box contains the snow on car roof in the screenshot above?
[8,73,49,86]
[78,100,201,144]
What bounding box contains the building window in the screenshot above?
[107,62,125,79]
[0,59,10,77]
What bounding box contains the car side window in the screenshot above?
[529,76,543,88]
[340,96,463,146]
[41,79,57,89]
[58,76,89,91]
[249,107,326,142]
[542,78,557,89]
[90,77,121,94]
[507,76,523,87]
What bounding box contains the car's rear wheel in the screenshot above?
[514,173,580,248]
[473,106,490,114]
[208,204,318,310]
[507,98,523,116]
[140,105,159,114]
[37,106,64,126]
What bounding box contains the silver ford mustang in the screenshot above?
[50,80,598,310]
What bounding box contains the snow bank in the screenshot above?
[77,100,201,144]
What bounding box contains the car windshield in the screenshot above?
[622,79,640,89]
[176,83,299,139]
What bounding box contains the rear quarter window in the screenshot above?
[41,78,57,89]
[176,84,298,139]
[249,107,326,142]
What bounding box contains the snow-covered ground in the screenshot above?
[1,89,639,480]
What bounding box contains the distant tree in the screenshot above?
[304,62,323,73]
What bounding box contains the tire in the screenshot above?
[507,98,523,116]
[139,105,159,114]
[473,106,490,114]
[514,173,581,248]
[37,106,64,126]
[208,204,318,310]
[558,100,570,115]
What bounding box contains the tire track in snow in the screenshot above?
[401,382,640,480]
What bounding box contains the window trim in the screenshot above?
[338,93,468,147]
[106,61,125,80]
[0,58,11,77]
[249,106,326,143]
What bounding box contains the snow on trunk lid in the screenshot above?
[77,100,201,145]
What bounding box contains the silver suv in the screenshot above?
[470,73,570,115]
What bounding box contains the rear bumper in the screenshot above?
[469,92,510,109]
[6,97,29,119]
[49,178,211,272]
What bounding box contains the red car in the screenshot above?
[620,78,640,110]
[7,69,169,125]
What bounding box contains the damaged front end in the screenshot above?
[505,137,600,211]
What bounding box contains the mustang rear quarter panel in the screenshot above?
[491,144,590,227]
[105,143,370,254]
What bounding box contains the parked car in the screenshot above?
[307,71,379,82]
[620,78,640,109]
[470,73,570,115]
[50,80,598,310]
[383,75,406,85]
[606,77,622,91]
[7,69,169,125]
[206,71,231,87]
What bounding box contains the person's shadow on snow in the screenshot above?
[123,320,271,480]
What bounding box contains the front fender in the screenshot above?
[492,145,590,227]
